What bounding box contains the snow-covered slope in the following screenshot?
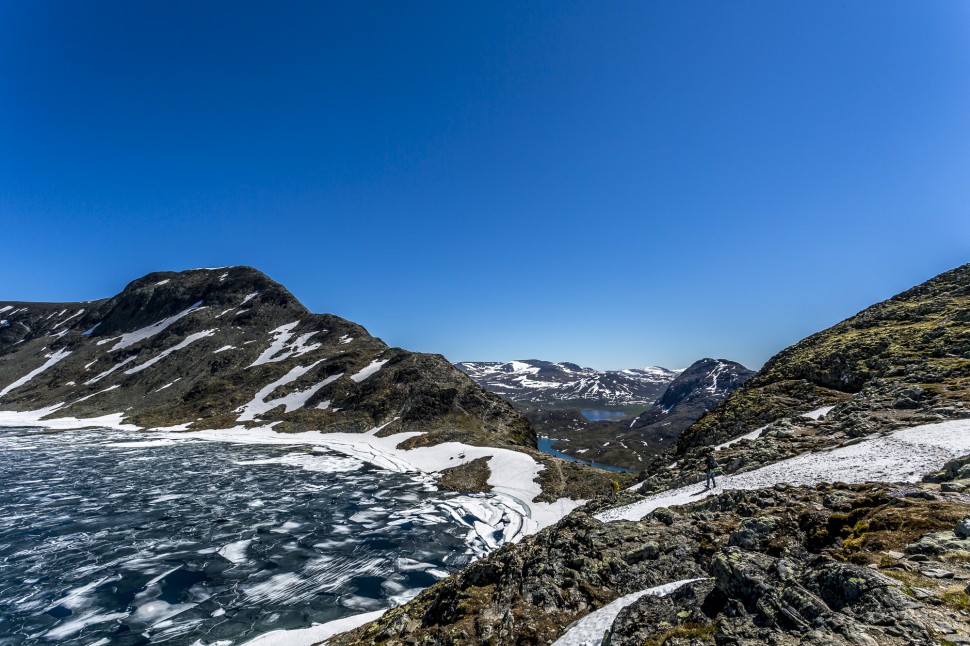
[455,360,679,408]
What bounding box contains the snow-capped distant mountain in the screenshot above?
[454,360,680,408]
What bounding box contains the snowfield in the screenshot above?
[597,418,970,523]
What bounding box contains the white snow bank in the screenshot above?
[236,363,342,422]
[249,321,322,367]
[714,424,769,451]
[240,609,386,646]
[802,405,836,420]
[351,359,389,383]
[109,302,205,351]
[84,355,138,385]
[72,385,120,404]
[125,329,216,375]
[0,348,71,399]
[552,579,707,646]
[597,419,970,523]
[0,405,140,431]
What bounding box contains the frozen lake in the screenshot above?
[0,426,512,645]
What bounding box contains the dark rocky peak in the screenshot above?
[88,266,306,338]
[653,358,754,412]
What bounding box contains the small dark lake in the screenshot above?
[536,436,638,473]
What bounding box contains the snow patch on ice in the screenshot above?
[240,609,387,646]
[158,424,585,538]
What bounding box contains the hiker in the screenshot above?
[704,451,720,489]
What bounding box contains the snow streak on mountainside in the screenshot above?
[455,360,679,408]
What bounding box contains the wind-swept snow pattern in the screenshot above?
[249,321,322,367]
[552,579,708,646]
[108,301,205,351]
[124,329,216,375]
[351,359,389,383]
[597,419,970,523]
[0,348,71,400]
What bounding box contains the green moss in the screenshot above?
[642,623,716,645]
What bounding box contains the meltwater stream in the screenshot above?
[0,427,510,645]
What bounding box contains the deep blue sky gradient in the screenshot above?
[1,2,968,369]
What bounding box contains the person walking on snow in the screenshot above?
[704,451,720,489]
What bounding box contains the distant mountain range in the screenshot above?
[454,360,680,410]
[543,358,754,469]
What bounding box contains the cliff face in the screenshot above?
[0,267,532,448]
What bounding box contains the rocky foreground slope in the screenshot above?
[0,267,623,503]
[328,263,970,645]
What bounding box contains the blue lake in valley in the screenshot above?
[536,436,638,474]
[579,409,628,422]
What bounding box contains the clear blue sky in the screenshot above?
[1,2,968,370]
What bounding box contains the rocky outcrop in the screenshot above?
[330,482,970,645]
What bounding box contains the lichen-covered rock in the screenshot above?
[330,483,970,645]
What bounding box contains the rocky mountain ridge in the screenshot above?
[0,267,534,448]
[455,360,679,410]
